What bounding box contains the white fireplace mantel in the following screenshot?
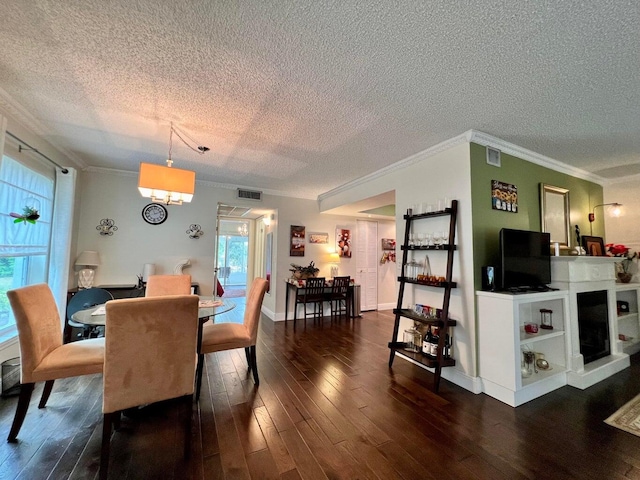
[550,256,629,389]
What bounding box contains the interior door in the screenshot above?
[356,220,378,311]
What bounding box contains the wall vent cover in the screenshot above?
[237,189,262,201]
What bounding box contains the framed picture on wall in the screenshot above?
[336,228,352,257]
[308,232,329,244]
[290,225,305,256]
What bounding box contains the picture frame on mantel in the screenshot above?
[582,236,605,256]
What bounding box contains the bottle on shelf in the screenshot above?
[422,325,433,355]
[429,327,440,356]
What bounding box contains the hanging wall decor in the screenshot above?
[491,179,518,213]
[186,224,203,239]
[10,206,40,224]
[308,232,329,244]
[96,218,118,235]
[336,228,352,257]
[290,225,305,256]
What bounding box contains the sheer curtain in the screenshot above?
[49,167,76,322]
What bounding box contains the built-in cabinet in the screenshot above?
[616,283,640,355]
[477,290,570,407]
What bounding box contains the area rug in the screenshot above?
[605,393,640,437]
[223,288,246,298]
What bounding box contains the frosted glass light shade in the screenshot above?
[76,250,101,266]
[138,162,195,205]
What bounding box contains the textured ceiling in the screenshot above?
[0,1,639,199]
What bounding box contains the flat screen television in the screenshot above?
[499,228,552,291]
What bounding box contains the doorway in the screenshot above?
[217,219,249,297]
[356,219,378,311]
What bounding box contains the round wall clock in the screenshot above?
[142,203,168,225]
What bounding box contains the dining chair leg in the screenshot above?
[250,345,259,385]
[100,412,116,480]
[244,347,253,373]
[184,394,193,458]
[38,379,55,408]
[195,353,205,401]
[7,382,35,442]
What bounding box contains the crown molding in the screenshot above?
[318,131,470,202]
[319,129,608,204]
[467,130,607,185]
[0,86,87,169]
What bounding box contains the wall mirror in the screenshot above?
[540,184,571,247]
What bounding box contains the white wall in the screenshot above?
[319,142,477,388]
[74,170,396,321]
[605,178,640,281]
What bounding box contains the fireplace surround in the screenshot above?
[551,256,630,389]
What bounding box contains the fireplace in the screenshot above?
[577,290,610,364]
[551,256,629,389]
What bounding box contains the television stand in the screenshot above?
[504,286,559,294]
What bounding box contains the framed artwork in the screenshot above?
[290,225,305,257]
[582,236,605,256]
[309,232,329,244]
[381,238,396,250]
[491,180,518,213]
[336,228,352,258]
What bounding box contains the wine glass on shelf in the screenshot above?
[433,231,443,248]
[408,233,415,247]
[417,233,425,247]
[441,231,449,246]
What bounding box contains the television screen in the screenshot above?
[499,228,551,291]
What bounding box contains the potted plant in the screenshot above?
[289,261,319,280]
[606,243,638,283]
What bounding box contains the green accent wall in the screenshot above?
[470,143,604,291]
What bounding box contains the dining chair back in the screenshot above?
[298,277,326,320]
[100,294,199,479]
[145,274,192,297]
[66,288,114,340]
[6,284,105,442]
[196,277,268,400]
[329,276,351,318]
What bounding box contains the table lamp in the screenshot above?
[329,252,340,278]
[76,250,101,289]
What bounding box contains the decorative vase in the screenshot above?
[618,272,633,283]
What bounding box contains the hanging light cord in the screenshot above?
[169,123,210,160]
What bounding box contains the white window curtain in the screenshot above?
[49,167,76,322]
[0,123,74,329]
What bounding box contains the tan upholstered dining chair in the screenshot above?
[6,284,105,442]
[100,295,199,480]
[145,274,192,296]
[196,277,268,400]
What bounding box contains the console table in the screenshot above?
[284,279,358,321]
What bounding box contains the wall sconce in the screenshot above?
[186,224,203,239]
[96,218,118,236]
[263,214,274,226]
[588,202,622,235]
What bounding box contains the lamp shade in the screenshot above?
[76,250,101,266]
[138,162,195,204]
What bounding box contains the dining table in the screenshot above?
[70,296,235,327]
[71,296,236,354]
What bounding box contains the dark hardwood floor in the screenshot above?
[1,306,640,479]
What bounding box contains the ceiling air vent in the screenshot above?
[237,188,262,201]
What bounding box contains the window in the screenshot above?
[0,155,54,338]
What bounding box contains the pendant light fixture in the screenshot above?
[138,123,209,205]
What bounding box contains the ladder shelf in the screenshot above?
[388,199,458,392]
